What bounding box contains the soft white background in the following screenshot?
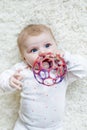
[0,0,87,130]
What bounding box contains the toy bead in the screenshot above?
[33,52,67,86]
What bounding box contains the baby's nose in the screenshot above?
[39,49,46,55]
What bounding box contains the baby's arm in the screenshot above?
[9,70,23,90]
[0,62,26,91]
[63,51,87,84]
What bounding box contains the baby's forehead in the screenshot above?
[24,32,52,43]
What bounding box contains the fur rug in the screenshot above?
[0,0,87,130]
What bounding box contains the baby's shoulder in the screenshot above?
[17,63,33,79]
[12,61,28,70]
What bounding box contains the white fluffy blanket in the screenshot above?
[0,0,87,130]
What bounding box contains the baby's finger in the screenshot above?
[17,76,23,80]
[13,72,23,80]
[13,78,22,86]
[11,82,22,90]
[10,77,22,90]
[56,50,64,57]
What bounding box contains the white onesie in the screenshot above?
[0,51,87,130]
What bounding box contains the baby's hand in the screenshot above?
[56,50,64,57]
[9,70,23,90]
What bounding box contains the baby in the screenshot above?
[0,24,87,130]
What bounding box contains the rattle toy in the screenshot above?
[33,52,67,86]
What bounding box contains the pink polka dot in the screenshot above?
[33,99,35,101]
[44,117,46,120]
[45,94,48,96]
[54,109,56,111]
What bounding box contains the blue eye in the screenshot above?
[45,43,51,48]
[31,48,38,53]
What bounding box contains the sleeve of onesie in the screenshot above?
[63,51,87,85]
[0,62,27,92]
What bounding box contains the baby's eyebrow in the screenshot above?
[27,46,38,51]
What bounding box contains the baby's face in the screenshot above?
[22,32,58,67]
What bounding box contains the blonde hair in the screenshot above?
[17,24,55,56]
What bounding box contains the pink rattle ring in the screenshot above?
[32,52,67,86]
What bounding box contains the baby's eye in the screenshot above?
[45,43,51,48]
[31,48,38,53]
